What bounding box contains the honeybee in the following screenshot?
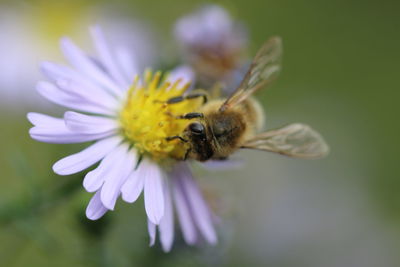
[168,37,329,161]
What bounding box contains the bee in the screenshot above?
[167,37,329,161]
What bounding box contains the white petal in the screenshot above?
[64,111,118,134]
[144,162,165,225]
[167,65,195,90]
[41,62,120,106]
[115,47,139,83]
[159,179,174,252]
[60,37,123,97]
[90,26,129,89]
[177,162,217,244]
[100,145,136,210]
[29,124,115,144]
[86,190,108,220]
[37,81,114,116]
[147,219,156,247]
[199,158,244,171]
[83,144,126,192]
[52,136,122,175]
[41,61,89,85]
[121,159,149,203]
[27,112,65,127]
[172,169,197,245]
[55,78,119,111]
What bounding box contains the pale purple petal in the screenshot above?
[171,168,198,245]
[100,145,136,210]
[55,78,119,111]
[41,61,91,86]
[37,81,114,116]
[41,62,120,105]
[83,144,127,192]
[199,158,244,171]
[90,26,129,89]
[29,117,115,144]
[144,162,165,225]
[147,220,156,246]
[27,112,65,127]
[86,190,108,220]
[52,136,122,175]
[175,5,235,47]
[115,47,139,83]
[60,37,123,97]
[177,162,217,244]
[121,159,151,203]
[159,179,174,252]
[167,65,195,90]
[64,111,118,134]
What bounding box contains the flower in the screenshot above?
[174,4,248,88]
[27,26,217,251]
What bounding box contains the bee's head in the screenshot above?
[183,121,214,161]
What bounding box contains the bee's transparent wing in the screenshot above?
[219,37,282,112]
[241,123,329,159]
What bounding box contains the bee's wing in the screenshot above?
[219,36,282,112]
[241,123,329,159]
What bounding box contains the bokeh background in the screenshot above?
[1,0,399,266]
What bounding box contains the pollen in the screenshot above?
[119,70,202,162]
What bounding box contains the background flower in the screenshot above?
[174,4,248,90]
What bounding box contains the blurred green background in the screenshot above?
[1,0,399,266]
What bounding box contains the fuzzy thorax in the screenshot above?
[119,71,202,161]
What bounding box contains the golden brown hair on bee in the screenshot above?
[182,98,264,161]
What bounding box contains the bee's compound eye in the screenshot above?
[189,122,205,135]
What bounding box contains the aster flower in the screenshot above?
[174,4,248,88]
[27,26,216,252]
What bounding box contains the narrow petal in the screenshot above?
[56,78,119,111]
[83,144,126,192]
[159,179,174,252]
[64,111,118,134]
[29,124,115,144]
[60,37,122,97]
[41,62,120,106]
[172,168,197,245]
[178,162,217,244]
[90,26,129,89]
[120,159,149,203]
[167,65,195,89]
[37,81,114,116]
[52,136,122,175]
[199,158,244,171]
[144,162,165,225]
[86,190,108,220]
[115,47,139,83]
[147,220,156,247]
[41,61,92,87]
[27,112,65,127]
[100,145,136,210]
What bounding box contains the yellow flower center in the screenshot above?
[119,70,202,162]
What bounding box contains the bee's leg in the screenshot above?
[164,112,204,120]
[166,135,188,142]
[166,93,208,105]
[184,148,191,161]
[177,112,204,120]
